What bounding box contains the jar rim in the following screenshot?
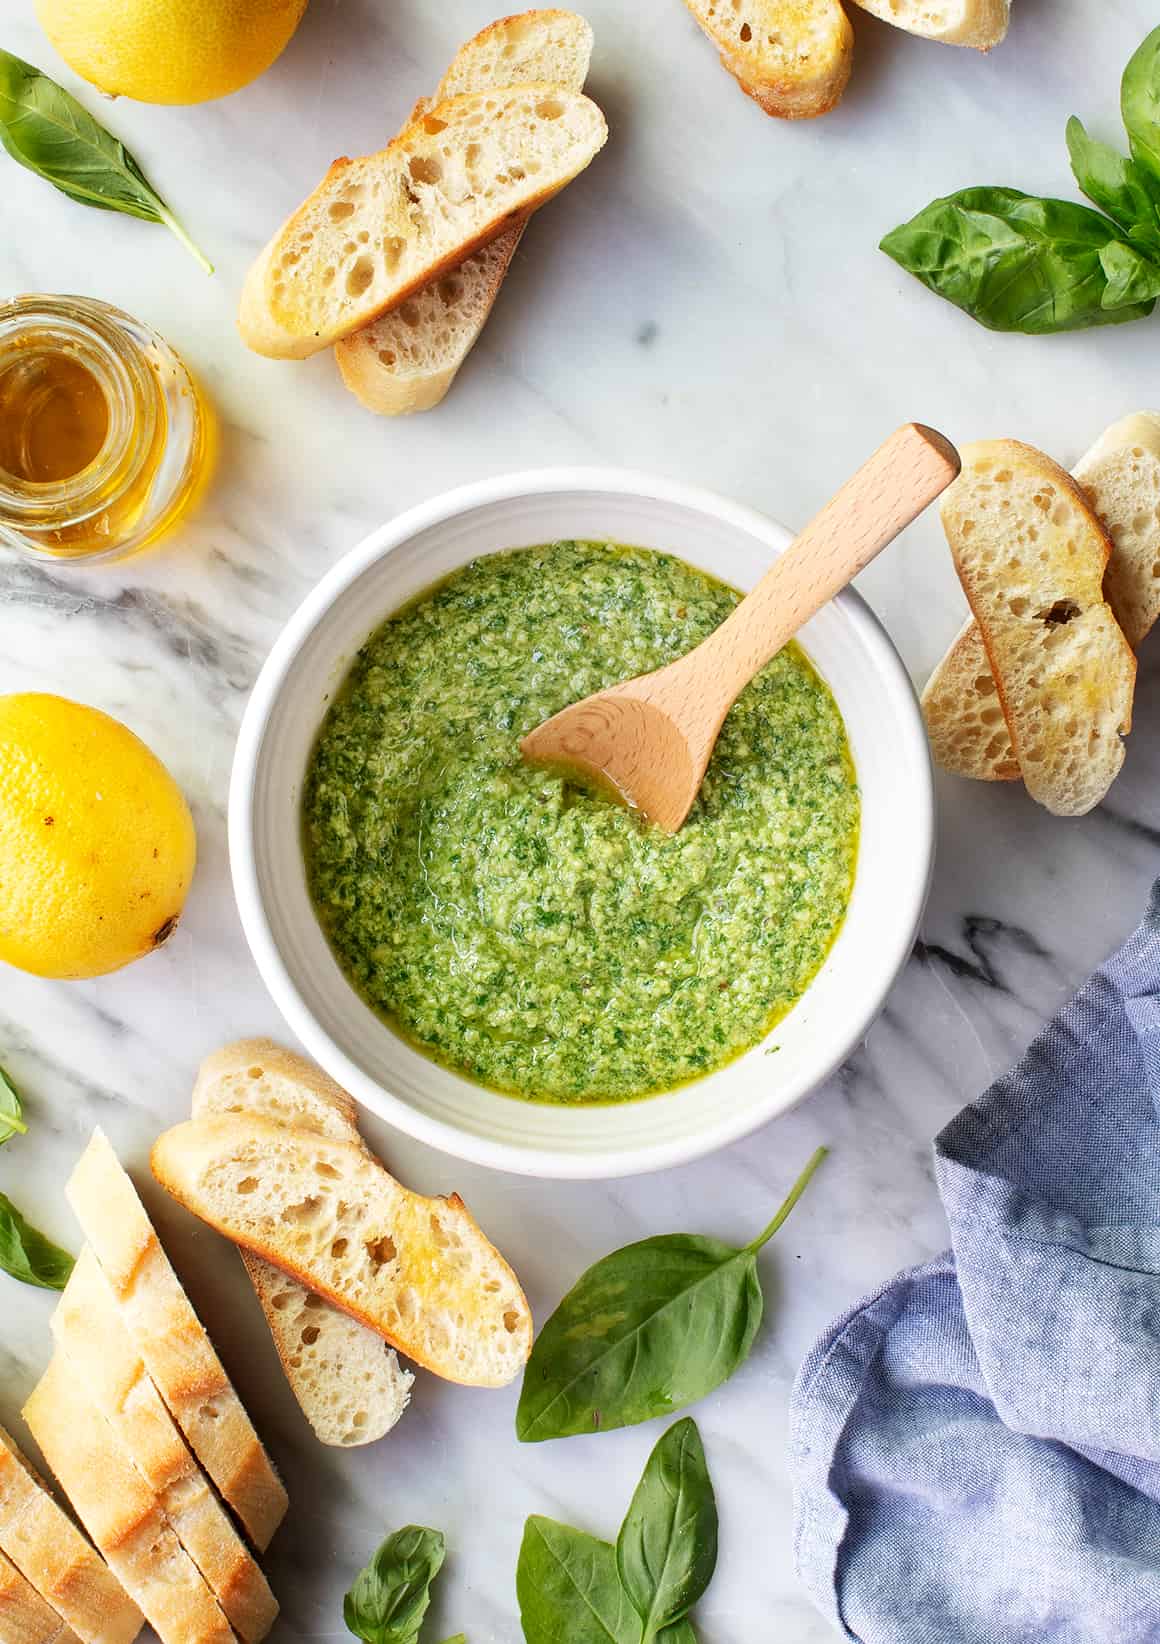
[0,295,160,526]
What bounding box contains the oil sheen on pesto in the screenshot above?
[303,542,860,1105]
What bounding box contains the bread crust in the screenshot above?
[0,1548,83,1644]
[0,1426,142,1644]
[65,1131,287,1554]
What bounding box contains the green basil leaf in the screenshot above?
[658,1627,696,1643]
[517,1233,762,1443]
[344,1525,446,1644]
[0,1067,27,1148]
[1100,239,1160,307]
[0,1193,73,1290]
[518,1519,640,1644]
[616,1421,717,1641]
[0,49,211,272]
[1066,117,1160,254]
[880,187,1155,332]
[437,1636,467,1643]
[517,1149,826,1442]
[1122,24,1160,189]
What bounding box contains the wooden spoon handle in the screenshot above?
[692,423,960,713]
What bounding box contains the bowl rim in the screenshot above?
[230,465,934,1178]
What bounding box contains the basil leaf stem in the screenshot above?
[616,1421,717,1642]
[0,49,212,273]
[0,1067,27,1147]
[344,1526,446,1644]
[516,1149,827,1442]
[0,1194,74,1290]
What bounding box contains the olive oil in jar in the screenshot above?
[0,295,208,564]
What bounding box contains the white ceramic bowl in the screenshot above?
[231,468,933,1179]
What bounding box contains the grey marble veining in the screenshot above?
[3,2,1160,1639]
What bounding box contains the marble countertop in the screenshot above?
[3,1,1160,1638]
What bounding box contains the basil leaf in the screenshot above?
[1066,117,1160,255]
[518,1519,640,1644]
[344,1526,446,1644]
[880,188,1155,333]
[0,1067,27,1148]
[437,1636,467,1643]
[1122,24,1160,190]
[0,1194,74,1290]
[1100,240,1160,307]
[616,1421,717,1642]
[0,49,211,273]
[517,1149,826,1442]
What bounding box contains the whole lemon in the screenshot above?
[35,0,309,106]
[0,694,197,980]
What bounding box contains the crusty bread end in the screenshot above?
[848,0,1008,49]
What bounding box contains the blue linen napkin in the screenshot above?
[790,882,1160,1642]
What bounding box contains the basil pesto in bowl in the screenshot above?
[303,541,859,1104]
[231,470,932,1177]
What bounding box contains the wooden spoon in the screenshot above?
[520,423,960,831]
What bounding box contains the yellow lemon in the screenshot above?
[35,0,309,106]
[0,694,197,980]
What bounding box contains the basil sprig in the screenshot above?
[881,25,1160,333]
[0,49,212,273]
[517,1148,827,1442]
[0,1067,27,1148]
[518,1420,715,1644]
[0,1193,74,1290]
[344,1526,465,1644]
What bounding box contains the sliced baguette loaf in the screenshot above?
[335,9,593,416]
[152,1115,533,1388]
[683,0,853,119]
[193,1040,414,1448]
[0,1548,81,1644]
[848,0,1008,49]
[65,1130,287,1553]
[52,1247,278,1642]
[239,87,607,358]
[23,1359,235,1644]
[941,439,1135,816]
[0,1427,141,1644]
[924,414,1160,781]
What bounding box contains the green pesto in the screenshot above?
[303,542,860,1105]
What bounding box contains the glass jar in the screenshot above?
[0,294,208,565]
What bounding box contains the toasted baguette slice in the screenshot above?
[152,1115,532,1388]
[683,0,853,119]
[65,1131,287,1553]
[23,1360,235,1644]
[193,1040,414,1448]
[921,617,1021,781]
[239,87,606,359]
[924,414,1160,781]
[847,0,1007,49]
[1076,411,1160,650]
[0,1427,141,1644]
[942,439,1135,816]
[335,10,593,416]
[52,1247,278,1642]
[0,1549,82,1644]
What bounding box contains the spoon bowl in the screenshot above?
[521,424,960,829]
